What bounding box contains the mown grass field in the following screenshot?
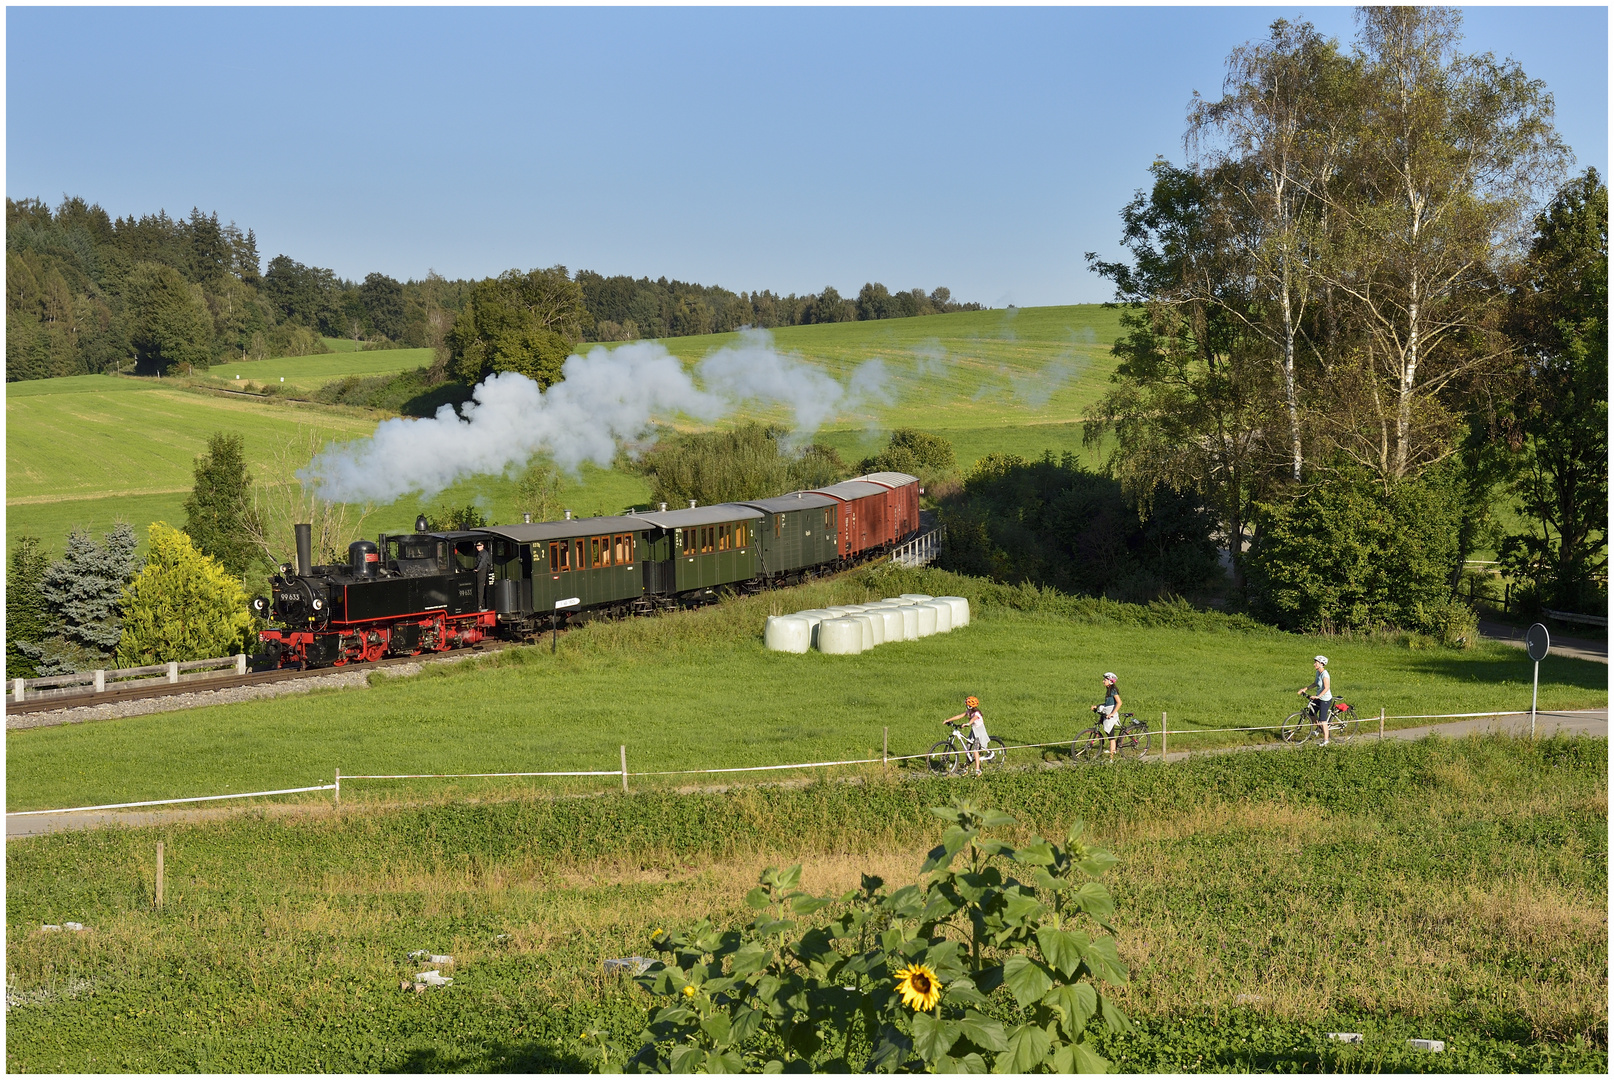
[5,734,1604,1073]
[7,567,1604,814]
[7,307,1121,560]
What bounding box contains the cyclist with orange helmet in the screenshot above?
[1091,672,1123,757]
[944,695,989,777]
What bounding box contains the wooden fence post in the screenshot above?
[883,726,889,767]
[621,745,629,794]
[334,767,341,805]
[1160,712,1167,760]
[155,842,165,911]
[1379,708,1385,740]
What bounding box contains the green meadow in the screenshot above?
[7,307,1121,558]
[5,734,1604,1072]
[6,567,1604,814]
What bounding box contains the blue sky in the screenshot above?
[7,6,1607,307]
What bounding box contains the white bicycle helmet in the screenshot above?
[1314,655,1329,666]
[1103,672,1118,683]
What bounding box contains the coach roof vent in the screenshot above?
[689,500,697,508]
[564,509,572,520]
[659,502,667,512]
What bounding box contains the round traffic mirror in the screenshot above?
[1526,622,1551,662]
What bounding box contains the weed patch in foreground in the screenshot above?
[4,735,1605,1072]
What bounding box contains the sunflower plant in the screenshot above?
[608,800,1130,1073]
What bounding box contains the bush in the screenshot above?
[859,428,958,490]
[634,422,850,508]
[115,523,254,666]
[601,800,1129,1073]
[936,452,1222,603]
[1246,467,1471,638]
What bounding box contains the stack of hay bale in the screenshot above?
[764,594,971,654]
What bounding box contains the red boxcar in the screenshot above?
[852,471,920,543]
[808,471,918,559]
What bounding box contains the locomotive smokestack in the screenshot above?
[295,524,313,576]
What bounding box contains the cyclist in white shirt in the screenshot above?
[944,696,988,777]
[1091,673,1123,757]
[1297,655,1333,745]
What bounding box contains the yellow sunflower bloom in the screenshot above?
[893,963,942,1011]
[682,985,696,998]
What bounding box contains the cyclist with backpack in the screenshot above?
[943,696,989,777]
[1297,655,1333,745]
[1091,672,1123,758]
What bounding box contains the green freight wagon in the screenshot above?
[737,492,841,584]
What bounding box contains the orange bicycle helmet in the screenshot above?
[964,695,979,709]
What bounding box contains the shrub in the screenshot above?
[635,422,850,508]
[115,523,254,666]
[602,800,1130,1073]
[859,428,958,490]
[1246,467,1469,637]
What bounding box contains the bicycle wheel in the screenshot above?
[1279,710,1313,743]
[1330,706,1357,744]
[1071,727,1106,763]
[928,740,962,775]
[1118,718,1150,759]
[977,737,1008,772]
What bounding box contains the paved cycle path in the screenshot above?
[8,710,1606,839]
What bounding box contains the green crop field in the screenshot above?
[5,733,1604,1072]
[205,347,435,392]
[7,307,1125,560]
[7,566,1604,815]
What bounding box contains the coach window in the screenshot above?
[823,508,833,529]
[718,524,729,551]
[736,522,747,548]
[573,539,585,571]
[614,534,630,564]
[702,526,715,554]
[590,537,601,567]
[550,541,566,571]
[774,514,783,538]
[679,528,693,556]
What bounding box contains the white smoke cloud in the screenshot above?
[299,330,891,503]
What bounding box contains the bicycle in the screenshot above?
[928,722,1008,776]
[1072,712,1150,762]
[1279,699,1357,745]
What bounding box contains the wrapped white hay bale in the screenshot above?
[913,603,938,637]
[897,605,920,640]
[899,593,934,602]
[816,617,865,655]
[924,600,954,632]
[936,596,970,627]
[852,614,878,649]
[764,616,813,653]
[882,597,918,605]
[872,607,903,642]
[859,612,884,647]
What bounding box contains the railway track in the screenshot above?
[4,642,519,717]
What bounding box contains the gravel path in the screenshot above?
[5,654,478,732]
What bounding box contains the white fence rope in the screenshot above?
[6,784,337,817]
[8,708,1605,819]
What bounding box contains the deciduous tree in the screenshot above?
[115,524,254,666]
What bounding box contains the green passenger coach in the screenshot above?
[480,515,652,631]
[636,504,766,600]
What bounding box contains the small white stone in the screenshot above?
[1408,1039,1444,1052]
[1327,1033,1363,1044]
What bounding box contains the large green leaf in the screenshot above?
[938,1051,989,1073]
[1076,850,1117,877]
[1035,927,1086,978]
[912,1010,959,1063]
[1098,995,1135,1033]
[886,884,925,919]
[730,1006,762,1043]
[980,809,1016,828]
[866,1024,914,1073]
[1040,982,1098,1038]
[792,927,836,968]
[994,1023,1052,1073]
[1001,956,1055,1008]
[1001,889,1046,926]
[776,865,803,891]
[790,894,833,916]
[700,1012,732,1045]
[1085,937,1129,985]
[730,943,772,977]
[945,977,991,1008]
[1011,837,1057,866]
[956,1011,1010,1053]
[1070,1040,1111,1073]
[1070,882,1114,920]
[705,1048,746,1073]
[920,888,963,924]
[745,885,772,911]
[669,1043,705,1073]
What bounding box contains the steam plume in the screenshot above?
[299,330,890,503]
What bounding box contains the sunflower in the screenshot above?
[893,963,942,1012]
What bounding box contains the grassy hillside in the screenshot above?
[7,307,1122,558]
[7,566,1604,814]
[5,734,1604,1072]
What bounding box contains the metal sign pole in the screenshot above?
[1525,623,1550,740]
[1531,659,1539,739]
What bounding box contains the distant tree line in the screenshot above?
[7,193,981,384]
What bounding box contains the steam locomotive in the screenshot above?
[252,472,921,669]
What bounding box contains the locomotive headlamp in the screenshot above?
[312,597,324,611]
